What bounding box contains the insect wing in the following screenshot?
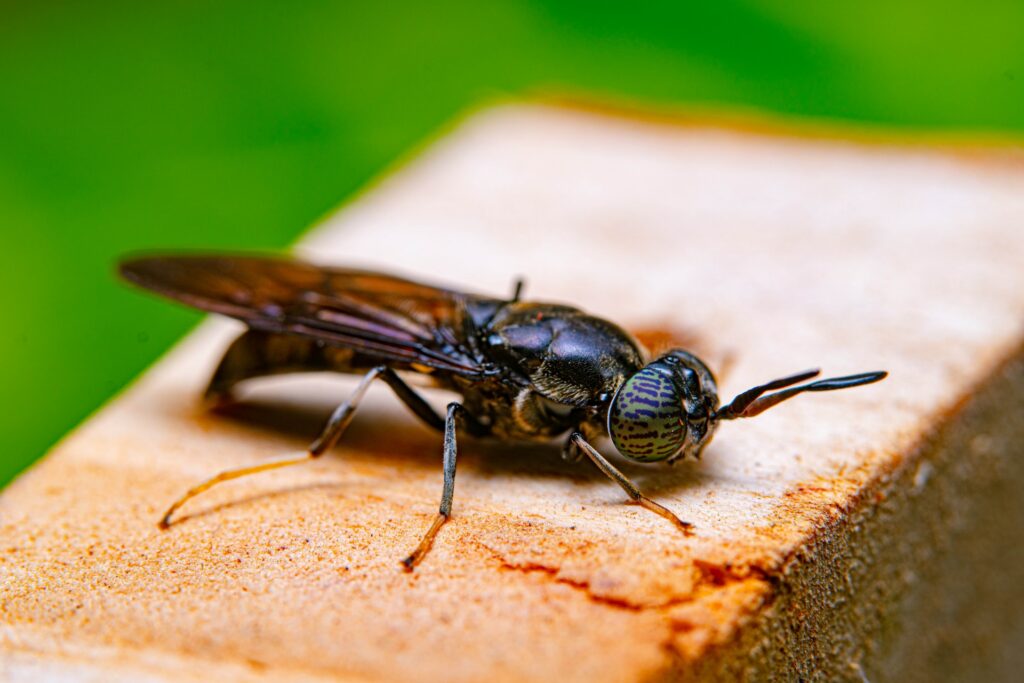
[119,255,498,375]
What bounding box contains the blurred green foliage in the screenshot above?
[2,1,1022,486]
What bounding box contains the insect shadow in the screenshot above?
[165,481,348,527]
[208,394,706,499]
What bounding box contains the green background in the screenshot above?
[2,1,1023,486]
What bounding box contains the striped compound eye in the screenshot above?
[608,365,686,462]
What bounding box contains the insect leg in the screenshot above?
[376,368,446,432]
[570,432,694,536]
[160,365,388,528]
[561,432,583,462]
[379,368,489,437]
[401,402,463,571]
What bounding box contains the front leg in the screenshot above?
[562,433,583,462]
[562,421,604,463]
[570,432,694,536]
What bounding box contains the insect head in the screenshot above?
[608,350,886,463]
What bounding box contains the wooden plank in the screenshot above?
[3,103,1024,682]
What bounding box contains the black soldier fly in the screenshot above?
[120,254,886,570]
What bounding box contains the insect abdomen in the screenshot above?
[205,330,360,399]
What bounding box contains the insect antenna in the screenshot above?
[714,370,887,420]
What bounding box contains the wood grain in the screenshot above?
[3,103,1024,682]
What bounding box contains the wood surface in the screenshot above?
[3,103,1024,682]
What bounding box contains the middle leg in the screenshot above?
[401,402,465,571]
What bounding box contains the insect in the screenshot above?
[120,254,886,570]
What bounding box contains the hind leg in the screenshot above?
[163,364,391,526]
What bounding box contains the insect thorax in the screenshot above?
[482,302,644,402]
[448,301,645,441]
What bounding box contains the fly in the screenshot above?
[119,254,886,570]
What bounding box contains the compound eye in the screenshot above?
[608,366,686,462]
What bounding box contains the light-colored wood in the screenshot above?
[3,103,1024,682]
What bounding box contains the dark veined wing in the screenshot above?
[119,254,505,376]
